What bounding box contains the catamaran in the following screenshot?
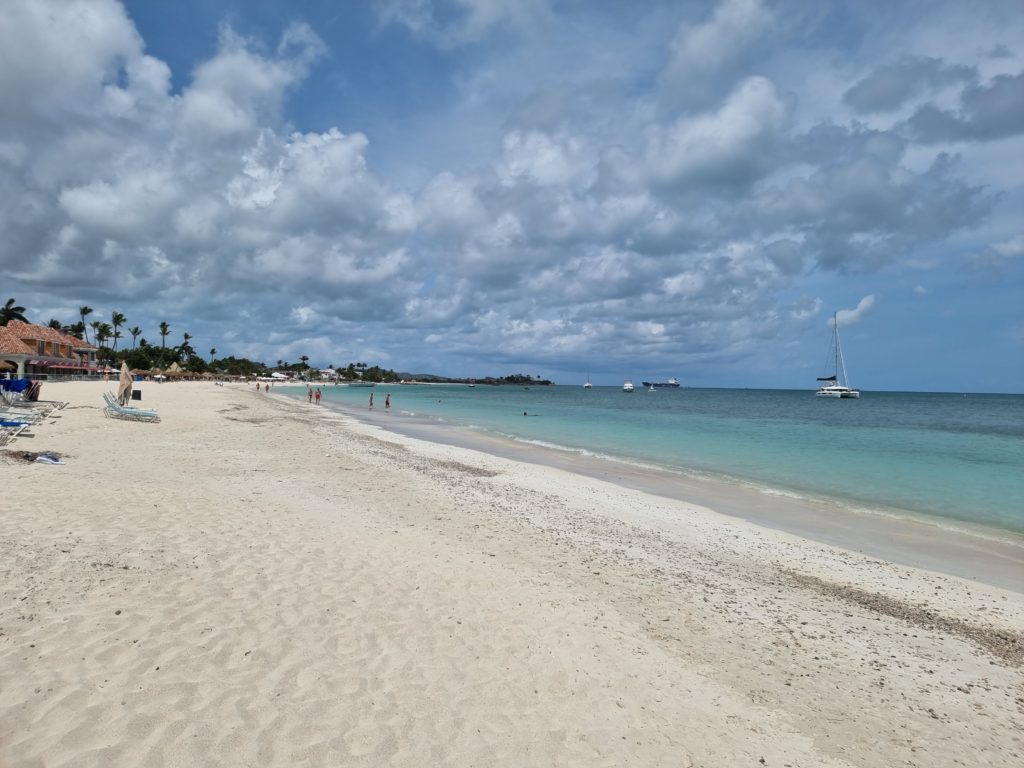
[816,312,860,399]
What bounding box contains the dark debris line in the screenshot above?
[784,570,1024,667]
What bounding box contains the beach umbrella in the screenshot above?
[117,361,133,405]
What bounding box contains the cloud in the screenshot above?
[969,233,1024,269]
[659,0,774,111]
[497,130,594,189]
[179,23,325,141]
[644,76,787,192]
[1,1,1018,388]
[371,0,549,48]
[0,0,163,132]
[842,56,976,114]
[903,71,1024,142]
[742,132,994,273]
[992,234,1024,258]
[834,295,876,327]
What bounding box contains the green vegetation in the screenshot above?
[4,299,553,385]
[1,298,28,325]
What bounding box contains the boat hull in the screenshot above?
[816,386,860,398]
[641,377,680,388]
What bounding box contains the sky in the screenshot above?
[1,0,1022,392]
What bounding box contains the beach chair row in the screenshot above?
[103,391,161,423]
[0,396,59,445]
[0,381,69,447]
[1,383,68,413]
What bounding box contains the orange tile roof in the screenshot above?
[0,319,97,356]
[0,324,36,355]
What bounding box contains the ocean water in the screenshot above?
[289,384,1024,536]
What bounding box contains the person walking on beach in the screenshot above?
[384,393,390,409]
[315,388,321,405]
[369,392,374,408]
[307,386,313,403]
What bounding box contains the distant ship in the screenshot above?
[641,377,680,388]
[622,380,634,392]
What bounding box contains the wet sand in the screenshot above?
[325,394,1024,592]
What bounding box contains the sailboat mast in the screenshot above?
[835,313,851,388]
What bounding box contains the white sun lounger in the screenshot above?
[103,392,160,423]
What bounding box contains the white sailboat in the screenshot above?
[816,312,860,399]
[583,373,592,389]
[622,380,634,392]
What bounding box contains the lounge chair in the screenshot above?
[102,392,160,422]
[0,405,45,423]
[0,421,29,446]
[1,389,61,418]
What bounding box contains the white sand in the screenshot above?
[2,381,1022,767]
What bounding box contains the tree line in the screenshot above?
[1,298,401,380]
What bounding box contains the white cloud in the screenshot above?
[497,130,593,188]
[660,0,774,109]
[835,295,876,327]
[1,1,1019,389]
[992,234,1024,258]
[645,76,787,189]
[372,0,549,48]
[179,24,324,141]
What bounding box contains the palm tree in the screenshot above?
[47,318,62,329]
[276,359,284,370]
[69,321,86,340]
[90,320,101,345]
[96,323,113,362]
[111,311,126,352]
[129,326,141,350]
[159,322,170,366]
[1,298,28,325]
[178,332,194,361]
[300,355,310,369]
[209,347,217,362]
[79,306,93,342]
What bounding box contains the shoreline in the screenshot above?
[290,390,1024,593]
[3,381,1022,767]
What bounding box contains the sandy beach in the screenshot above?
[2,380,1022,767]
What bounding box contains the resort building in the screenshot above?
[0,321,100,378]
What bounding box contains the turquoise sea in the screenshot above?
[288,384,1024,537]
